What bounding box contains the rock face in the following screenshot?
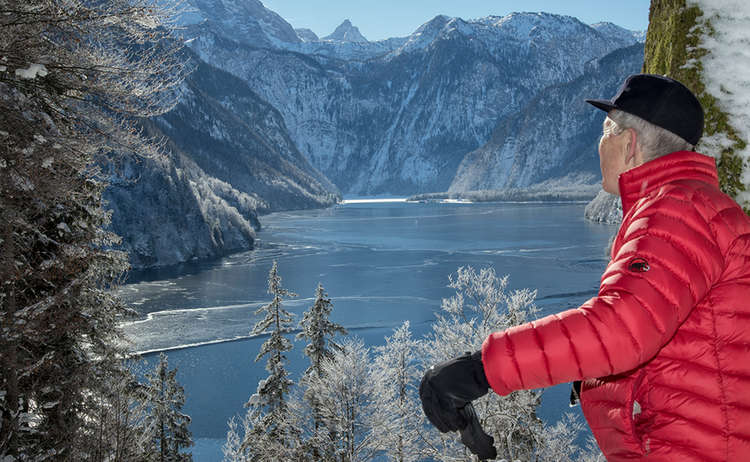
[584,190,623,224]
[179,0,301,47]
[155,52,339,212]
[295,28,319,42]
[104,144,262,269]
[184,3,643,195]
[322,20,368,42]
[449,44,644,192]
[105,50,340,268]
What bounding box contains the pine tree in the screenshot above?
[237,261,298,460]
[294,282,347,460]
[297,283,347,378]
[140,353,193,462]
[0,0,185,458]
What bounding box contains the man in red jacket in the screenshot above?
[420,74,750,461]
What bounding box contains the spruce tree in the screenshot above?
[140,353,193,462]
[239,261,298,459]
[295,283,347,460]
[297,283,347,378]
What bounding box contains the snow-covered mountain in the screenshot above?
[105,49,340,268]
[322,19,368,42]
[295,28,319,42]
[450,44,645,192]
[109,2,648,267]
[185,6,642,194]
[180,0,300,47]
[591,22,646,44]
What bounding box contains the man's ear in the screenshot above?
[624,128,643,167]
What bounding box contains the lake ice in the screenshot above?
[119,200,618,461]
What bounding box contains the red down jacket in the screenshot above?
[481,151,750,461]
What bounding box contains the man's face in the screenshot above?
[598,116,632,196]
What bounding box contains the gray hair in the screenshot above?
[607,109,694,161]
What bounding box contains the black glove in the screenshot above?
[419,350,490,432]
[459,402,497,461]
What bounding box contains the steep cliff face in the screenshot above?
[105,51,340,268]
[104,143,262,269]
[184,5,642,195]
[155,54,340,211]
[450,44,644,192]
[179,0,301,47]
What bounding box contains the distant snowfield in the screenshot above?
[340,197,409,204]
[341,198,473,204]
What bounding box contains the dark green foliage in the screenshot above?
[139,354,193,462]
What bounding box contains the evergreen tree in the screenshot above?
[297,283,347,378]
[0,0,185,459]
[294,282,347,460]
[140,353,193,462]
[235,261,298,460]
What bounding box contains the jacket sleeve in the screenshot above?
[481,193,725,396]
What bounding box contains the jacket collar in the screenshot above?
[618,151,719,215]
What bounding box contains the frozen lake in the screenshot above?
[119,200,618,461]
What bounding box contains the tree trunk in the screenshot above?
[645,0,748,205]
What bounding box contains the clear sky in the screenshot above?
[261,0,652,41]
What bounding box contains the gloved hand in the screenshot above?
[459,402,497,460]
[419,350,490,432]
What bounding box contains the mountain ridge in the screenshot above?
[184,7,642,195]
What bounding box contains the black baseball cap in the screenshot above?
[586,73,704,145]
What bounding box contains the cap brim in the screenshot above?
[585,99,617,113]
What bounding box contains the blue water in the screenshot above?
[120,200,618,461]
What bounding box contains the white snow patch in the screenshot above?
[15,63,48,79]
[341,198,408,204]
[689,0,750,207]
[42,157,53,169]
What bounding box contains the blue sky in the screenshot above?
[261,0,652,41]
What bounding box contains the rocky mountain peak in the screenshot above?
[295,27,319,42]
[183,0,301,46]
[591,21,646,43]
[323,19,368,42]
